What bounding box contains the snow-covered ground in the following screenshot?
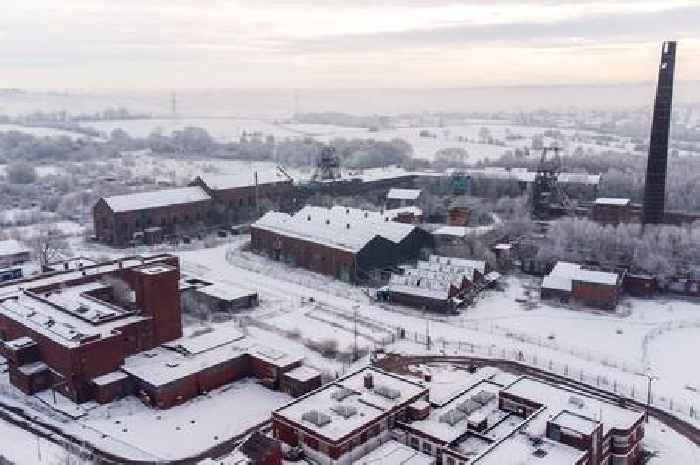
[1,236,696,462]
[0,417,75,465]
[174,240,700,423]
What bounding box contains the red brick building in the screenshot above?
[94,172,294,247]
[541,262,622,311]
[591,198,632,225]
[251,206,432,283]
[271,367,645,465]
[0,255,182,403]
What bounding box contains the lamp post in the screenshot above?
[636,369,657,423]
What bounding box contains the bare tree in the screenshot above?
[30,225,71,271]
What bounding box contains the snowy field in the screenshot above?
[174,240,700,419]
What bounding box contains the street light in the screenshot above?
[636,369,658,423]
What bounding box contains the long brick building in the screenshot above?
[93,172,294,247]
[251,206,432,282]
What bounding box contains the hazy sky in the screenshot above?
[2,0,699,89]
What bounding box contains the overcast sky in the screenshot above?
[2,0,699,89]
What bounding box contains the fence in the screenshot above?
[397,328,699,423]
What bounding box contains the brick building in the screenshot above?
[0,255,318,408]
[191,172,295,226]
[0,255,182,402]
[94,171,294,247]
[251,206,432,283]
[591,198,632,225]
[272,367,644,465]
[272,367,429,464]
[93,187,213,246]
[541,262,622,311]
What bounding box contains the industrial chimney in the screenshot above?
[642,41,677,225]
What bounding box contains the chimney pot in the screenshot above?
[364,373,374,389]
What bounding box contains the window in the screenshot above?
[410,436,419,450]
[446,457,456,465]
[422,442,432,455]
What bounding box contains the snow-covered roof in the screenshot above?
[549,411,599,435]
[387,188,422,201]
[103,186,211,213]
[594,197,631,206]
[252,206,417,253]
[465,169,600,186]
[195,283,257,302]
[384,206,423,218]
[542,262,619,292]
[3,336,35,350]
[0,291,147,349]
[284,366,322,383]
[354,440,435,465]
[275,367,427,443]
[410,379,504,444]
[163,325,245,356]
[430,255,486,275]
[0,240,30,257]
[501,377,642,437]
[196,171,290,191]
[124,335,302,387]
[92,371,129,387]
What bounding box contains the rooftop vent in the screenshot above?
[533,449,548,458]
[471,390,496,406]
[302,410,331,427]
[374,385,401,400]
[326,219,330,225]
[331,404,358,419]
[457,399,481,415]
[364,212,369,218]
[346,208,350,214]
[331,387,355,401]
[439,409,466,426]
[346,223,350,229]
[307,215,311,221]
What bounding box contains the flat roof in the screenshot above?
[0,292,148,349]
[92,371,129,387]
[354,440,435,465]
[501,377,643,436]
[103,186,210,213]
[124,331,301,387]
[195,283,257,302]
[550,410,599,436]
[409,379,503,444]
[275,367,427,443]
[473,426,587,465]
[595,198,631,206]
[387,188,422,201]
[284,366,322,383]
